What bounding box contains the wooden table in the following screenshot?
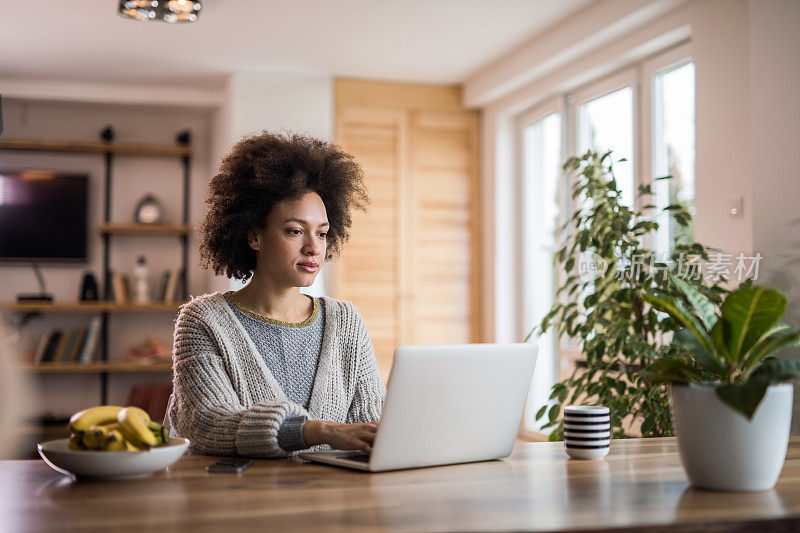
[3,437,800,532]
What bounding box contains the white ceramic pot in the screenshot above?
[670,382,793,492]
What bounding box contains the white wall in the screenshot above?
[749,0,800,432]
[750,0,800,323]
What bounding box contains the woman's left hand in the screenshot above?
[303,420,378,453]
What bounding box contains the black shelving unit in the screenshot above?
[0,127,193,404]
[96,126,191,403]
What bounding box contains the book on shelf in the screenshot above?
[33,331,54,365]
[37,330,61,364]
[52,330,70,363]
[33,317,102,366]
[44,330,64,363]
[112,271,129,304]
[78,316,102,363]
[59,329,80,363]
[69,326,88,362]
[155,269,169,302]
[157,268,184,303]
[165,269,178,303]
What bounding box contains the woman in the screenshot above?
[166,132,386,457]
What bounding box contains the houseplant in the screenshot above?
[532,149,726,440]
[643,279,800,491]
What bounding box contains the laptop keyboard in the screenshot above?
[344,453,371,463]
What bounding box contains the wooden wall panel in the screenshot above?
[333,108,402,378]
[334,80,480,381]
[410,110,480,345]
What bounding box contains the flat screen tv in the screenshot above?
[0,170,88,262]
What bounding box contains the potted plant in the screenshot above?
[533,149,726,440]
[643,278,800,491]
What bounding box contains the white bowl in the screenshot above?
[37,437,190,480]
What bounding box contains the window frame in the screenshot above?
[569,66,642,211]
[514,98,567,432]
[514,97,565,341]
[641,42,695,254]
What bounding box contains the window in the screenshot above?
[578,87,635,208]
[572,68,638,210]
[518,108,562,429]
[653,62,696,253]
[514,44,695,435]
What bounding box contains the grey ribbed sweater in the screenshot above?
[166,292,386,457]
[225,292,324,451]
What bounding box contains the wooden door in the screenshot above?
[333,80,480,380]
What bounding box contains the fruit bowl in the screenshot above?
[37,437,190,480]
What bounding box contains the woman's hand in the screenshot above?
[302,420,378,454]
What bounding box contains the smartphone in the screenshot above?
[205,458,254,474]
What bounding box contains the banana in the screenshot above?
[148,421,164,445]
[81,425,109,450]
[117,407,158,449]
[69,405,124,435]
[102,429,126,451]
[125,439,144,451]
[69,433,87,451]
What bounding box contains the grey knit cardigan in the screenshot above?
[166,292,386,457]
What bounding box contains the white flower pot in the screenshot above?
[670,382,793,491]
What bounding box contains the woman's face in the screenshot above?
[249,191,329,288]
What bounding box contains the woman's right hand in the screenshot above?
[302,420,378,454]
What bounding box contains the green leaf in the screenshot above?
[709,319,732,363]
[672,328,726,378]
[549,383,565,400]
[578,230,590,251]
[641,415,656,436]
[557,385,568,402]
[721,286,787,363]
[716,377,770,419]
[548,403,561,423]
[642,293,712,353]
[640,356,703,384]
[584,293,598,308]
[741,325,800,375]
[670,275,718,330]
[535,404,548,421]
[750,356,800,381]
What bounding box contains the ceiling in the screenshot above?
[0,0,593,88]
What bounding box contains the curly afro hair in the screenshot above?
[199,131,368,282]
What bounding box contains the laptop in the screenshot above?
[299,342,538,472]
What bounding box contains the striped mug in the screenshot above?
[563,405,610,460]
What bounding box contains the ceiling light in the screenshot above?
[118,0,158,21]
[118,0,202,23]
